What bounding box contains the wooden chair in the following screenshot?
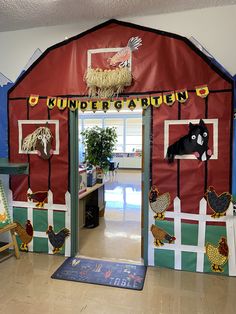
[0,223,20,262]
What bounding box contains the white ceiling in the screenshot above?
[0,0,235,32]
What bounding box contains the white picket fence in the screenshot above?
[149,196,236,276]
[6,184,71,256]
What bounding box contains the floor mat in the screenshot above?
[51,257,147,290]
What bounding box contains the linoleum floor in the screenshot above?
[79,169,142,262]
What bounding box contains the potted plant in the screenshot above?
[81,126,117,173]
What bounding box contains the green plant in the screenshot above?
[81,126,117,170]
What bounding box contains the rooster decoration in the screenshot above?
[27,191,48,208]
[149,185,170,220]
[206,237,229,272]
[205,186,232,218]
[46,225,70,254]
[14,220,33,252]
[108,36,142,68]
[150,224,176,247]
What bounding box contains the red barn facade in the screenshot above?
[8,20,235,275]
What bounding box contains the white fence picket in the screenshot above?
[196,198,207,272]
[173,197,182,270]
[226,203,236,276]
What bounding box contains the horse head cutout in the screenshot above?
[166,119,212,163]
[22,125,53,160]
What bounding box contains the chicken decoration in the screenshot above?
[149,185,171,220]
[46,225,70,254]
[206,237,229,272]
[205,186,232,218]
[27,191,48,208]
[150,224,176,247]
[14,220,33,252]
[108,36,142,68]
[84,37,142,98]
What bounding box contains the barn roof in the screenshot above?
[9,19,233,99]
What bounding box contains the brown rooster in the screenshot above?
[206,237,229,272]
[27,191,48,208]
[205,186,232,218]
[46,225,70,254]
[150,224,176,246]
[14,220,33,252]
[149,185,171,220]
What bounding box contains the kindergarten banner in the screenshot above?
[28,85,209,112]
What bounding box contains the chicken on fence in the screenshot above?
[205,186,232,218]
[46,225,70,254]
[14,220,33,252]
[149,185,170,220]
[150,224,176,247]
[206,237,229,272]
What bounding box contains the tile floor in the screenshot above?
[79,170,142,262]
[1,252,236,314]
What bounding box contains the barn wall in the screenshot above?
[0,5,236,82]
[7,19,235,275]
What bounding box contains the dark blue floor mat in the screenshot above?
[51,257,147,290]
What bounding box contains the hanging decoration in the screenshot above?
[163,91,175,106]
[28,94,39,107]
[195,85,209,98]
[21,125,53,160]
[206,237,229,272]
[27,191,48,208]
[57,97,68,110]
[205,186,232,218]
[166,119,212,163]
[27,85,208,112]
[149,185,170,220]
[46,225,70,254]
[150,224,176,246]
[14,220,34,252]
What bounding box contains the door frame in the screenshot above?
[69,106,151,265]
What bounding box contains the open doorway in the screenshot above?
[77,110,143,263]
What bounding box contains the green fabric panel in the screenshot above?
[52,211,66,255]
[13,207,27,225]
[154,249,174,268]
[53,211,65,231]
[181,222,198,246]
[33,237,48,253]
[182,252,197,272]
[33,209,48,232]
[155,220,174,235]
[153,220,175,268]
[203,224,228,275]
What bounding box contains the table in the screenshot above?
[79,183,105,228]
[0,223,20,262]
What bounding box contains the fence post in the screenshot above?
[148,205,155,266]
[65,191,71,257]
[47,190,53,254]
[173,197,181,270]
[226,202,236,276]
[27,188,33,252]
[196,198,207,272]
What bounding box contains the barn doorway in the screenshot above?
[76,107,149,263]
